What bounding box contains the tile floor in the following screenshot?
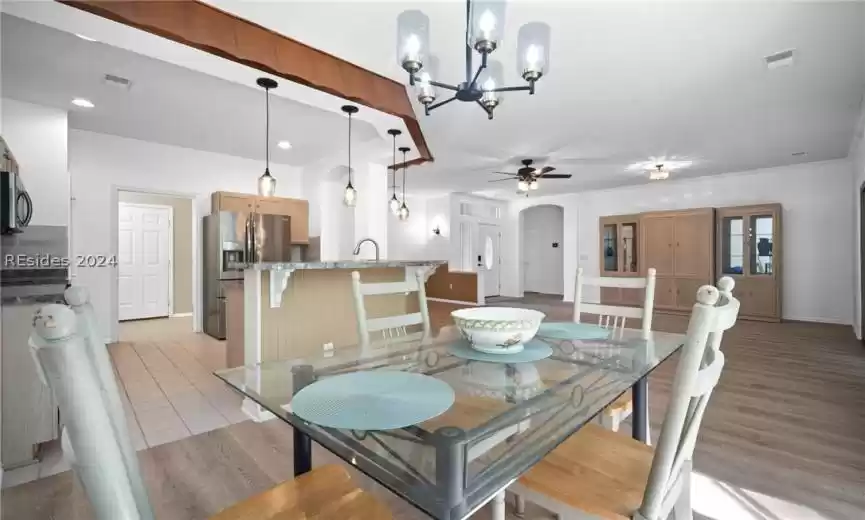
[1,316,247,489]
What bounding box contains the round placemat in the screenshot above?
[290,371,455,431]
[447,339,552,363]
[537,322,611,341]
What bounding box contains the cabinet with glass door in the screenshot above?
[599,215,641,306]
[716,204,782,321]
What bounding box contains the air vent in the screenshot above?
[792,151,807,157]
[765,49,795,69]
[103,74,133,91]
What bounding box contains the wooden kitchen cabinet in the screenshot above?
[211,191,310,244]
[716,204,782,321]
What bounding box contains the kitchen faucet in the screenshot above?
[353,238,380,262]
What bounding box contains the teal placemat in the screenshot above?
[290,371,455,431]
[447,339,552,363]
[537,322,611,341]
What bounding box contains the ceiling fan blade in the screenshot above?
[491,171,518,176]
[538,166,556,175]
[540,174,572,179]
[488,178,516,183]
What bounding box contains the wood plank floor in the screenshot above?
[3,299,865,519]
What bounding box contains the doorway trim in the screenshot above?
[118,201,175,318]
[108,186,200,342]
[859,181,865,342]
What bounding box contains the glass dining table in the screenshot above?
[215,325,685,520]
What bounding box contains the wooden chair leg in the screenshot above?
[491,491,506,520]
[673,461,694,520]
[514,494,526,517]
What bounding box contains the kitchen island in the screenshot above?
[225,260,446,368]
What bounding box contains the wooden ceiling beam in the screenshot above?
[58,0,433,165]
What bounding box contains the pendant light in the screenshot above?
[342,105,359,206]
[256,78,278,196]
[398,146,411,221]
[387,128,402,215]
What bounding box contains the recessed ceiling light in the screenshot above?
[277,140,292,150]
[75,33,98,42]
[71,98,95,108]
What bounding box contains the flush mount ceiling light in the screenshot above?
[397,1,551,120]
[398,146,411,221]
[387,128,402,215]
[649,164,670,181]
[71,98,94,108]
[277,140,292,150]
[256,77,278,197]
[342,105,359,207]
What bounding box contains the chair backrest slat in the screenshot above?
[573,267,656,337]
[351,269,432,349]
[638,277,740,520]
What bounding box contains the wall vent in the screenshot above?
[764,49,795,69]
[103,74,133,90]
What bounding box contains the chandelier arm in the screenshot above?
[426,95,458,112]
[470,59,487,89]
[475,100,493,117]
[490,85,533,93]
[426,79,461,91]
[464,0,475,82]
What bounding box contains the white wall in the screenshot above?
[387,195,429,260]
[504,159,854,325]
[1,98,68,226]
[851,100,865,337]
[522,205,564,295]
[69,129,304,341]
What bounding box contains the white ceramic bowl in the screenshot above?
[451,307,546,354]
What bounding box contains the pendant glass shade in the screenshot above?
[397,10,430,74]
[389,194,401,214]
[398,202,410,221]
[258,169,276,196]
[479,60,504,109]
[343,179,358,206]
[469,0,506,53]
[517,22,551,81]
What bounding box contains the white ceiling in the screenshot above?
[1,13,381,167]
[202,0,865,197]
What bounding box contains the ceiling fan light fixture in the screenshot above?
[529,179,539,190]
[517,179,529,192]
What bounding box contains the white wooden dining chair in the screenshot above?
[573,267,657,432]
[350,269,432,350]
[30,287,393,520]
[510,277,739,520]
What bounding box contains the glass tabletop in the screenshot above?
[215,325,685,520]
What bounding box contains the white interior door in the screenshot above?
[478,224,501,297]
[118,203,171,321]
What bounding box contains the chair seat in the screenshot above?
[210,464,392,520]
[517,423,653,520]
[604,390,633,415]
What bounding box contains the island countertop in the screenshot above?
[234,259,447,271]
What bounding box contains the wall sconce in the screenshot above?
[433,225,441,236]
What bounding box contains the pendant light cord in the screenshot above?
[265,86,270,172]
[402,150,408,200]
[391,135,397,195]
[348,112,353,184]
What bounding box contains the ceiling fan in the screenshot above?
[488,159,572,193]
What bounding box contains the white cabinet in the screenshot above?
[2,303,59,469]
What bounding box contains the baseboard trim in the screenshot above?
[170,312,193,318]
[428,297,481,306]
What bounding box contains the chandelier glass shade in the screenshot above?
[396,0,550,119]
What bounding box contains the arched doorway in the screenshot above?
[521,205,565,296]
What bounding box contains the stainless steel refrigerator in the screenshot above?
[202,211,291,339]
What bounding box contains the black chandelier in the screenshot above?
[397,0,550,120]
